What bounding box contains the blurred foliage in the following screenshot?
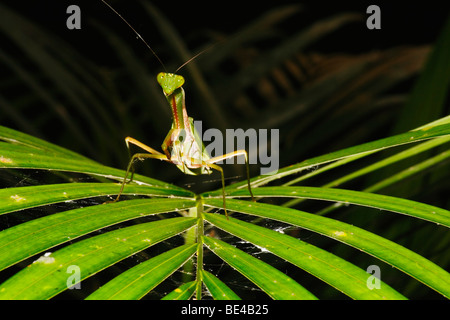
[0,2,441,173]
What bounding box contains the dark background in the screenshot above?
[1,0,448,166]
[1,0,448,161]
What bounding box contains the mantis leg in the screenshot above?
[124,136,166,183]
[202,162,228,218]
[205,150,255,219]
[207,150,255,201]
[108,137,168,203]
[125,137,164,155]
[109,152,168,203]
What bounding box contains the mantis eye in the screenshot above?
[175,75,185,88]
[157,72,165,85]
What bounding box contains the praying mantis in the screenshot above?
[101,1,255,217]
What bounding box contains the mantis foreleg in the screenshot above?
[108,138,168,203]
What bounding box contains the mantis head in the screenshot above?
[157,72,185,96]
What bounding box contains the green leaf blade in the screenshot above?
[0,182,194,216]
[215,186,450,228]
[203,236,316,300]
[162,281,196,300]
[227,122,450,189]
[0,198,196,271]
[86,244,197,300]
[0,125,93,161]
[0,217,197,299]
[204,211,406,300]
[204,198,450,298]
[0,143,181,189]
[202,270,241,300]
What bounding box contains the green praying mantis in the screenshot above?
[101,1,255,217]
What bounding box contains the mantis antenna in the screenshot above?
[101,0,222,74]
[100,0,255,218]
[100,0,166,71]
[175,44,217,73]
